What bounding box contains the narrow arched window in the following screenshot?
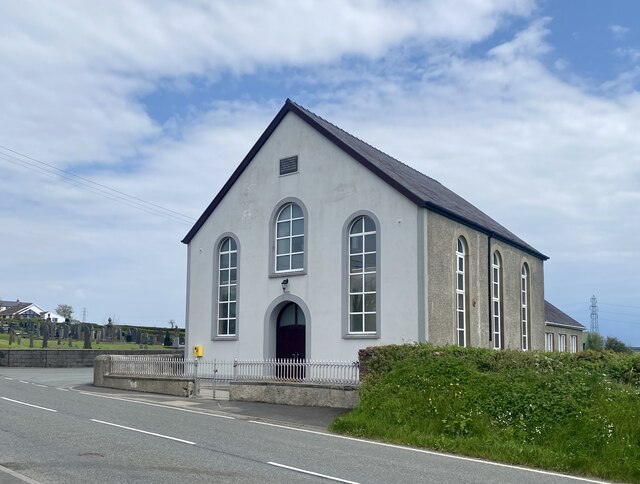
[521,263,530,350]
[217,237,237,336]
[275,203,304,272]
[456,237,467,347]
[492,251,502,349]
[349,216,377,334]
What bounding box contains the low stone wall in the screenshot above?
[93,355,359,407]
[229,381,359,408]
[93,355,194,397]
[0,349,183,367]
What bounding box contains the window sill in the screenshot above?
[343,333,379,340]
[269,270,307,278]
[213,335,238,341]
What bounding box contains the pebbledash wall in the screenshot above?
[0,349,183,368]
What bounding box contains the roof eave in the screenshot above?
[545,321,587,331]
[181,101,293,244]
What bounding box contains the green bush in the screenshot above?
[332,345,640,482]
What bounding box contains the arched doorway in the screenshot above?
[276,302,306,360]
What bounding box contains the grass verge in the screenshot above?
[330,345,640,483]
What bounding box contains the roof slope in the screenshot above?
[182,99,547,259]
[544,300,586,330]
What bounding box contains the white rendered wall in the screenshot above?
[186,112,420,362]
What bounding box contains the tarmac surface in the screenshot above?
[74,383,350,429]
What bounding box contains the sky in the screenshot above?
[1,1,639,345]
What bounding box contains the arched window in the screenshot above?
[492,251,502,349]
[217,237,237,337]
[521,263,530,350]
[349,215,377,334]
[456,237,468,347]
[275,203,304,273]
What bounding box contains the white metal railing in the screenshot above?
[110,355,187,377]
[109,356,360,385]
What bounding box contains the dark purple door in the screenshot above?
[276,302,306,360]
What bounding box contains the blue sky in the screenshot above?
[1,1,638,345]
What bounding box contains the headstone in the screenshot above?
[42,323,49,348]
[83,325,92,349]
[8,330,14,345]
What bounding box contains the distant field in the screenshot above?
[0,333,172,350]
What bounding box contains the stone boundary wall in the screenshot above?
[0,349,183,368]
[228,381,359,408]
[93,355,359,407]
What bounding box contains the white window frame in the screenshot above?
[456,237,467,347]
[275,202,304,273]
[545,332,554,352]
[521,264,530,351]
[348,216,377,335]
[559,334,567,352]
[570,335,577,353]
[492,251,502,349]
[216,236,238,338]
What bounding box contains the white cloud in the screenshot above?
[1,1,638,343]
[610,24,630,40]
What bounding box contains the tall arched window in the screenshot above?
[275,202,304,273]
[349,215,377,334]
[456,237,468,347]
[492,251,502,349]
[217,237,237,337]
[521,263,530,350]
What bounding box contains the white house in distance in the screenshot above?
[0,300,66,323]
[182,100,584,362]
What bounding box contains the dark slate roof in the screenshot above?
[0,302,32,316]
[544,300,586,330]
[182,99,547,259]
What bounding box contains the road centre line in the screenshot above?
[250,421,607,484]
[55,388,70,391]
[0,463,42,484]
[3,377,13,380]
[19,380,30,384]
[75,389,235,419]
[31,383,47,388]
[1,397,58,413]
[90,419,196,445]
[268,462,360,484]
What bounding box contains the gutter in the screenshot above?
[545,321,587,331]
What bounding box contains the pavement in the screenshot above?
[73,383,351,430]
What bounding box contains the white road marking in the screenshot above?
[76,390,235,419]
[18,380,30,384]
[0,463,42,484]
[31,383,47,388]
[3,377,13,380]
[90,419,196,445]
[269,462,360,484]
[251,421,608,483]
[55,388,70,391]
[1,397,57,413]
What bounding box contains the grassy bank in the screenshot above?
[331,345,640,482]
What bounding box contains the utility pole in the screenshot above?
[589,295,599,334]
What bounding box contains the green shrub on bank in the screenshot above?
[331,345,640,482]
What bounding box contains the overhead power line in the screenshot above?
[0,144,196,226]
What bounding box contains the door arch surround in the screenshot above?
[263,294,311,360]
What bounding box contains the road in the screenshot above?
[0,369,606,484]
